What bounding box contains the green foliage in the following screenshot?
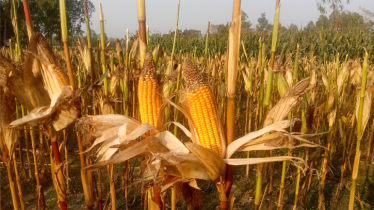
[0,0,95,47]
[30,0,95,43]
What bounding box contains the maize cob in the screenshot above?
[138,52,162,127]
[182,58,222,156]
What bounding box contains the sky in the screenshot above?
[84,0,374,38]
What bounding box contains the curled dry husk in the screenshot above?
[327,60,357,110]
[9,86,80,131]
[0,54,50,112]
[77,36,97,81]
[264,77,310,126]
[152,43,163,65]
[7,33,79,131]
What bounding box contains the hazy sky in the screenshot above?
[84,0,374,38]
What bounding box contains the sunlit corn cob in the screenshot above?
[182,58,222,156]
[138,52,162,127]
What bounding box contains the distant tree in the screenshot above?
[29,0,95,45]
[278,23,288,34]
[360,7,374,31]
[257,13,269,32]
[339,11,366,32]
[288,24,299,33]
[316,15,330,29]
[182,29,202,39]
[316,0,348,14]
[241,11,252,33]
[304,21,315,32]
[210,23,230,38]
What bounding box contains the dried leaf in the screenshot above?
[227,119,296,158]
[224,156,303,165]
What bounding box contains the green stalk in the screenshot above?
[349,51,368,210]
[295,100,307,208]
[171,0,180,61]
[123,29,129,116]
[258,38,263,125]
[293,44,299,86]
[173,64,182,137]
[146,25,149,50]
[99,2,108,96]
[256,2,280,209]
[84,0,95,82]
[21,105,32,178]
[264,0,280,107]
[204,21,210,64]
[254,159,264,210]
[59,0,76,89]
[12,0,22,60]
[278,160,287,208]
[9,39,13,60]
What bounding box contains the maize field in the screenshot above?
[0,0,373,210]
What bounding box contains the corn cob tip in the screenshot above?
[182,58,205,92]
[141,51,157,80]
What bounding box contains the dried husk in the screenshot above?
[152,43,163,65]
[129,37,139,61]
[350,60,363,87]
[264,77,310,127]
[226,12,241,95]
[242,71,251,93]
[77,36,95,79]
[115,39,124,65]
[355,88,372,139]
[321,71,329,89]
[26,33,69,98]
[110,67,120,97]
[185,142,226,182]
[9,86,78,131]
[0,55,50,111]
[162,154,211,181]
[226,119,297,158]
[328,109,337,128]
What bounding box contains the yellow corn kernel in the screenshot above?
[138,76,162,128]
[187,85,222,156]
